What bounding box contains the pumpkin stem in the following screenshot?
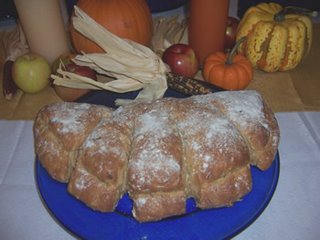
[274,6,316,22]
[226,37,246,65]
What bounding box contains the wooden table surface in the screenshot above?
[1,23,319,120]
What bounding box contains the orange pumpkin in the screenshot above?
[70,0,153,53]
[202,38,253,90]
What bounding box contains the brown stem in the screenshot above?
[226,37,246,65]
[274,6,315,22]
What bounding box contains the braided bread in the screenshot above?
[34,90,280,222]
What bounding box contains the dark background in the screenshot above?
[1,0,319,23]
[237,0,320,18]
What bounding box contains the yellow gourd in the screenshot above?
[236,3,313,72]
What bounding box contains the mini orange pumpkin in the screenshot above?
[70,0,153,53]
[202,38,253,90]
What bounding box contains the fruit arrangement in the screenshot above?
[50,4,243,100]
[3,1,315,101]
[2,2,239,100]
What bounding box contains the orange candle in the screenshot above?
[14,0,70,65]
[188,0,229,66]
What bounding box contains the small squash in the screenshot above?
[70,0,153,53]
[203,38,253,90]
[236,3,313,72]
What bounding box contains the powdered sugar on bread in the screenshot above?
[34,90,280,222]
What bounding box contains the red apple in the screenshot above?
[65,63,97,80]
[52,52,97,101]
[225,16,239,51]
[162,44,199,78]
[54,61,97,102]
[12,53,51,94]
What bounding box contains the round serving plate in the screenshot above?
[35,88,280,239]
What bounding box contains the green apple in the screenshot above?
[12,53,51,94]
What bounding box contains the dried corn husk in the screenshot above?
[2,22,29,62]
[152,16,187,56]
[51,6,168,105]
[2,23,29,100]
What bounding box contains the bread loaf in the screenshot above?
[33,102,113,182]
[34,90,280,222]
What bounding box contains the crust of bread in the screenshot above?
[34,102,112,182]
[197,165,252,208]
[34,90,280,222]
[68,118,131,211]
[132,191,186,222]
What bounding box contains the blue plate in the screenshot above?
[35,88,280,240]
